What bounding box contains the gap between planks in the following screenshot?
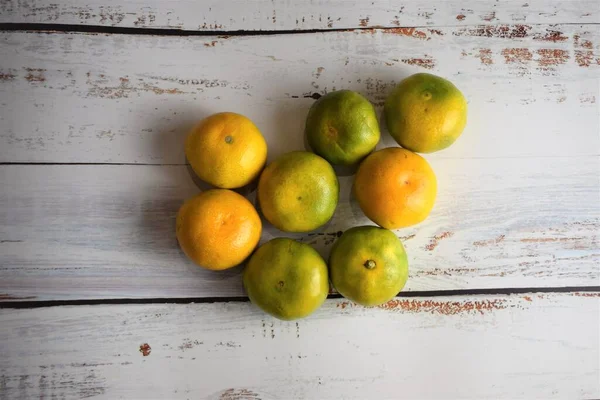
[0,154,598,167]
[1,22,600,38]
[1,286,599,308]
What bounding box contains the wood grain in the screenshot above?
[0,0,598,30]
[0,2,598,397]
[0,293,598,398]
[0,157,597,301]
[0,25,599,164]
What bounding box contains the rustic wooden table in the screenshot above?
[1,1,599,398]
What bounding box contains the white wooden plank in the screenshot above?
[0,25,599,164]
[0,293,598,398]
[0,157,597,301]
[1,0,598,29]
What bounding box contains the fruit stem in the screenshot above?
[364,259,376,269]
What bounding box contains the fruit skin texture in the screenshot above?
[185,112,268,189]
[329,226,408,307]
[305,90,380,165]
[354,147,437,229]
[258,151,339,233]
[384,73,467,153]
[176,189,261,271]
[244,238,329,320]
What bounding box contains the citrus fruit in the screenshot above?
[305,90,380,165]
[176,189,261,270]
[329,226,408,306]
[384,73,467,153]
[185,112,267,188]
[258,151,339,232]
[354,147,436,229]
[243,238,329,320]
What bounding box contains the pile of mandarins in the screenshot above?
[176,73,467,320]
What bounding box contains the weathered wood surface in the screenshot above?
[0,25,599,164]
[0,0,598,397]
[1,24,599,301]
[1,0,599,30]
[0,293,598,399]
[0,158,597,301]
